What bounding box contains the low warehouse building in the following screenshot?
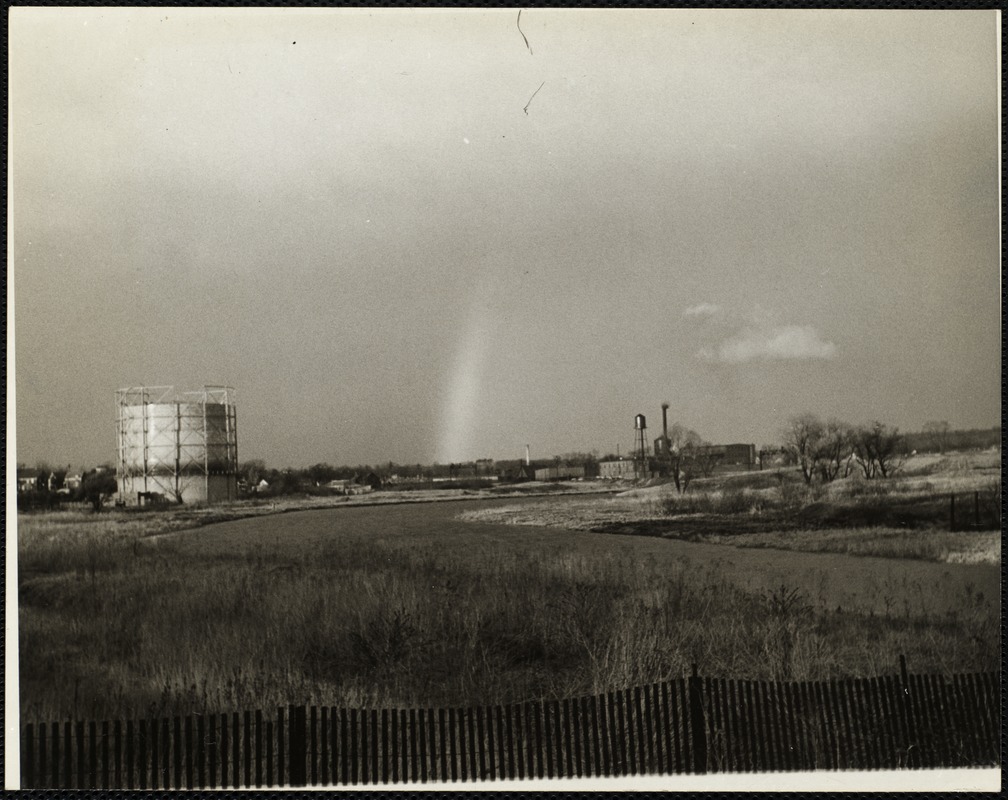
[599,459,641,479]
[534,465,586,481]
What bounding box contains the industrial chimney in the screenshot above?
[525,444,530,466]
[661,402,670,439]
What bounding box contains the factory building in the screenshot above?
[712,443,757,469]
[116,385,238,505]
[534,465,586,482]
[658,442,756,471]
[604,405,757,480]
[598,459,641,480]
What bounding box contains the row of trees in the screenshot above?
[239,460,387,494]
[782,413,906,485]
[240,453,609,491]
[907,421,1000,455]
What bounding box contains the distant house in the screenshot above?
[64,474,82,492]
[493,460,545,482]
[515,464,537,481]
[325,477,374,495]
[17,469,40,493]
[18,469,72,493]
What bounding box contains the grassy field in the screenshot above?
[461,450,1001,564]
[18,477,1000,724]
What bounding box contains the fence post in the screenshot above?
[309,707,317,786]
[290,706,307,786]
[950,494,955,531]
[688,664,707,774]
[22,723,33,789]
[898,655,917,768]
[276,707,285,787]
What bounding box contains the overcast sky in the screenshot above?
[10,8,1000,468]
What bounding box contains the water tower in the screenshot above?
[634,413,649,463]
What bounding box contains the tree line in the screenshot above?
[780,414,907,485]
[903,422,1000,455]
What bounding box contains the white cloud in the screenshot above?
[699,325,837,363]
[682,302,722,321]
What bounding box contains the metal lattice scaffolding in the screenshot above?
[115,385,238,505]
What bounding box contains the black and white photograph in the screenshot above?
[7,7,1001,790]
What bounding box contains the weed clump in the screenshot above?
[657,487,771,516]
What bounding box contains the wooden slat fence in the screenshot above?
[20,666,999,788]
[949,489,1000,531]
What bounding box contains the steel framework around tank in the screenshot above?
[115,385,238,504]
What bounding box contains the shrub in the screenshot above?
[775,473,824,512]
[655,487,774,517]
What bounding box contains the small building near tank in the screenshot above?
[599,459,641,479]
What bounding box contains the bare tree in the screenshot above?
[781,413,825,485]
[694,444,719,478]
[81,469,118,511]
[852,421,906,479]
[816,419,852,482]
[872,422,906,478]
[666,423,703,493]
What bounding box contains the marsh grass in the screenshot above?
[19,501,1000,723]
[655,487,778,516]
[700,527,1001,563]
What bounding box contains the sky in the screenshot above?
[9,8,1001,468]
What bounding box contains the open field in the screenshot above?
[17,481,614,564]
[460,450,1001,564]
[19,489,999,724]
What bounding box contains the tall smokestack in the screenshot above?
[661,402,669,439]
[525,444,530,465]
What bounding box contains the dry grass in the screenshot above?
[18,494,1000,724]
[699,527,1001,563]
[462,450,1001,564]
[459,496,667,531]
